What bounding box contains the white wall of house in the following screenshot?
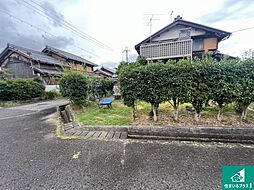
[152,25,205,42]
[45,85,59,92]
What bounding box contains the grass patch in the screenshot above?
[76,100,254,126]
[77,100,132,125]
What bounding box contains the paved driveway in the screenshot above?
[0,101,254,189]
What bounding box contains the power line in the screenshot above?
[232,26,254,33]
[0,9,99,58]
[19,0,116,53]
[23,0,111,50]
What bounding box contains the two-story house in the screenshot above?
[0,44,66,84]
[42,46,97,73]
[0,44,98,85]
[135,16,232,61]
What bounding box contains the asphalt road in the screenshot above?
[0,100,254,190]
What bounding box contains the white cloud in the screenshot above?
[0,0,254,68]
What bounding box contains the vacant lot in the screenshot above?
[76,100,254,127]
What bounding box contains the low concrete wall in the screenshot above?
[127,125,254,143]
[79,125,254,143]
[58,104,254,143]
[45,85,59,92]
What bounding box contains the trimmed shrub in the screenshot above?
[118,57,254,122]
[88,77,114,100]
[0,80,12,101]
[59,72,88,106]
[45,90,61,100]
[0,79,45,101]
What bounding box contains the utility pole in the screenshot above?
[123,47,130,62]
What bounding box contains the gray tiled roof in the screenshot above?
[6,44,67,67]
[101,66,115,74]
[33,66,63,76]
[94,68,113,77]
[43,45,97,67]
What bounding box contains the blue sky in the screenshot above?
[0,0,254,68]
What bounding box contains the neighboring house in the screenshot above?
[94,66,116,79]
[0,44,98,85]
[135,15,232,61]
[0,44,66,84]
[42,46,97,73]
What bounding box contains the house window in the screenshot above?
[193,39,204,51]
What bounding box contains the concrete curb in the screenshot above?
[57,105,254,143]
[127,125,254,143]
[72,125,254,143]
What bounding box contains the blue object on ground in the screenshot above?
[98,98,114,108]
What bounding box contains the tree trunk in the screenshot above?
[149,103,154,117]
[152,104,158,122]
[240,110,245,123]
[243,104,249,120]
[131,104,137,120]
[240,104,249,122]
[194,111,201,122]
[172,98,180,120]
[217,105,224,121]
[173,106,179,121]
[243,109,247,120]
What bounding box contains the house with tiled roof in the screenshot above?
[135,16,232,61]
[94,66,116,79]
[0,43,98,85]
[0,44,66,84]
[42,45,97,73]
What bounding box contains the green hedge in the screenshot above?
[118,57,254,122]
[0,79,45,101]
[59,72,88,106]
[88,77,114,100]
[44,90,61,100]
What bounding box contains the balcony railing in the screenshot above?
[140,39,193,60]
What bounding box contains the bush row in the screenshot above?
[88,77,114,100]
[59,71,114,106]
[118,57,254,122]
[0,79,45,101]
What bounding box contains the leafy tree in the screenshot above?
[242,49,254,60]
[166,59,191,120]
[136,56,147,65]
[137,62,168,121]
[88,77,114,100]
[208,60,238,121]
[118,66,141,120]
[234,59,254,121]
[59,71,88,106]
[188,57,213,121]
